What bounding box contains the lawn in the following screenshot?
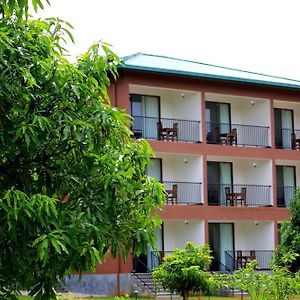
[18,296,246,300]
[17,296,300,300]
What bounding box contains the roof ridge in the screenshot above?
[130,52,300,84]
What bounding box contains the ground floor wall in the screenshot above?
[64,273,133,296]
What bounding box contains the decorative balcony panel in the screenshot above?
[208,183,272,207]
[132,115,201,142]
[164,181,202,205]
[225,250,273,271]
[277,186,296,207]
[275,128,300,150]
[206,122,270,147]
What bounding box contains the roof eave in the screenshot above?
[118,64,300,91]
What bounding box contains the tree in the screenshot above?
[0,3,164,299]
[275,188,300,272]
[152,242,218,300]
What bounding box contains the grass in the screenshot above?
[18,296,246,300]
[17,296,300,300]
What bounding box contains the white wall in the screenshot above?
[206,93,270,127]
[129,85,201,121]
[233,159,272,186]
[164,220,204,250]
[235,221,274,250]
[159,153,202,182]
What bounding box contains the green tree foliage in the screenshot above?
[223,260,300,300]
[0,0,49,18]
[0,6,164,300]
[275,188,300,272]
[152,242,218,300]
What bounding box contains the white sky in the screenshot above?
[37,0,300,80]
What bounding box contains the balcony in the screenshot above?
[208,183,272,207]
[206,122,270,147]
[225,250,273,271]
[277,186,296,207]
[132,116,201,142]
[275,128,300,150]
[164,181,202,205]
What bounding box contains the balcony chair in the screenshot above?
[157,121,168,141]
[236,187,247,206]
[166,184,178,204]
[249,250,256,260]
[225,186,234,206]
[291,131,300,150]
[157,122,178,141]
[169,123,178,141]
[236,250,244,268]
[225,128,237,146]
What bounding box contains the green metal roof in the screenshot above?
[120,53,300,90]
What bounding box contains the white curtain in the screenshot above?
[142,96,159,139]
[281,110,293,148]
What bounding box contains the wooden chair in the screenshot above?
[291,131,300,150]
[157,121,167,141]
[236,187,247,206]
[236,250,244,268]
[169,123,178,141]
[166,184,178,204]
[249,250,256,260]
[226,128,237,146]
[225,186,233,206]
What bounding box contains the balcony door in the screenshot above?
[209,223,234,271]
[145,159,163,270]
[130,94,160,139]
[275,108,294,149]
[207,162,232,205]
[206,101,230,143]
[276,165,295,207]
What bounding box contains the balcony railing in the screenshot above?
[275,128,300,149]
[208,183,272,207]
[206,122,270,147]
[164,181,202,205]
[277,186,296,207]
[131,115,201,142]
[150,250,173,270]
[225,250,273,271]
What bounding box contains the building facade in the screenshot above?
[67,53,300,295]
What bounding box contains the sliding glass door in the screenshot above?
[130,94,160,139]
[209,223,234,271]
[207,162,232,205]
[277,165,295,207]
[206,101,230,143]
[145,158,162,182]
[275,108,294,149]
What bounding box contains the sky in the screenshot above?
[37,0,300,80]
